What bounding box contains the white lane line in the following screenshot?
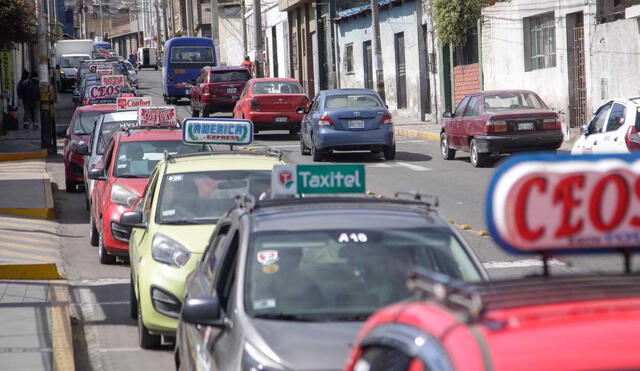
[483,259,566,269]
[96,347,142,353]
[70,278,130,286]
[369,163,392,168]
[394,162,432,171]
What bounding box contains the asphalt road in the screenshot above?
[50,69,627,370]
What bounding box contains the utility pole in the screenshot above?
[253,0,263,77]
[161,0,169,43]
[36,0,54,152]
[210,0,219,56]
[241,0,247,56]
[370,0,385,101]
[186,0,194,36]
[100,0,104,40]
[155,1,162,47]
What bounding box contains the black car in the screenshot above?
[174,194,488,371]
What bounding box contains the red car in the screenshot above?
[189,66,251,117]
[88,128,209,264]
[233,78,309,135]
[63,104,117,192]
[440,90,563,167]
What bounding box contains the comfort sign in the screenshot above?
[487,153,640,253]
[117,96,152,110]
[272,164,365,195]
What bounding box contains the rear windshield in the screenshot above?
[73,110,112,135]
[97,120,138,154]
[483,92,548,112]
[325,94,383,109]
[252,82,302,94]
[170,46,214,63]
[210,70,250,83]
[62,56,89,68]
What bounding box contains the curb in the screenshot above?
[0,172,56,219]
[49,280,75,371]
[0,149,48,162]
[394,127,440,142]
[0,263,61,280]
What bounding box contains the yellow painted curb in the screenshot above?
[394,127,440,142]
[0,263,61,280]
[0,207,55,219]
[458,224,472,230]
[0,149,48,162]
[49,281,75,371]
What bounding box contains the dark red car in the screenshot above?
[63,104,117,192]
[189,66,251,117]
[440,90,563,167]
[233,78,309,135]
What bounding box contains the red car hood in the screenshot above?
[113,177,149,197]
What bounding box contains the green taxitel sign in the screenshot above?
[272,164,365,195]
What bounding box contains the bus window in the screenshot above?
[170,47,214,64]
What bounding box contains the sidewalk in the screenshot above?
[393,118,581,151]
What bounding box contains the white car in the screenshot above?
[572,98,640,154]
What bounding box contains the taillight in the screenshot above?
[485,120,507,133]
[250,98,261,111]
[380,113,393,125]
[319,114,334,127]
[625,126,640,151]
[543,118,561,130]
[203,84,211,95]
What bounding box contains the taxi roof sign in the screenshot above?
[137,106,178,127]
[272,164,365,195]
[486,153,640,255]
[182,118,253,146]
[117,96,152,110]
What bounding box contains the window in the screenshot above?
[344,43,354,74]
[597,0,640,23]
[252,81,303,94]
[606,103,627,132]
[463,96,480,117]
[523,13,556,71]
[210,70,251,83]
[588,102,612,134]
[141,170,159,223]
[114,141,208,178]
[169,46,214,63]
[324,94,383,109]
[204,223,231,283]
[73,110,110,135]
[454,97,470,117]
[483,92,548,112]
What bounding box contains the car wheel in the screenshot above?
[289,128,299,138]
[202,108,210,118]
[65,178,78,193]
[130,274,138,319]
[441,132,456,160]
[300,135,311,155]
[89,214,99,246]
[138,303,162,349]
[470,139,487,168]
[191,105,199,118]
[98,227,117,265]
[384,144,396,161]
[311,144,323,162]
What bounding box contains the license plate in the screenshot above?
[518,122,535,131]
[349,120,365,129]
[275,117,288,123]
[227,88,237,93]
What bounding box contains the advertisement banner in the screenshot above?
[138,106,178,127]
[117,96,152,110]
[101,75,126,86]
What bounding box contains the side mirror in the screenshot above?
[120,211,146,229]
[181,296,227,328]
[296,107,308,114]
[443,112,453,118]
[88,167,107,181]
[580,124,589,135]
[70,140,90,155]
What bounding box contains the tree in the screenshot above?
[0,0,36,50]
[432,0,481,47]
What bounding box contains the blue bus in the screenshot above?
[94,41,112,51]
[162,37,217,104]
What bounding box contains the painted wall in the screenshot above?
[218,6,244,66]
[264,6,291,78]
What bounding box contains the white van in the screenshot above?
[137,47,158,70]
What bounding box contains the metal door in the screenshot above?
[394,32,407,109]
[571,20,586,128]
[363,40,373,90]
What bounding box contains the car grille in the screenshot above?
[110,221,131,243]
[151,286,182,318]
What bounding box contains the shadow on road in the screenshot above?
[396,151,432,162]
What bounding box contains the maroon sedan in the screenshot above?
[189,66,251,117]
[440,90,563,167]
[63,104,117,192]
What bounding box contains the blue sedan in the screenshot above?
[298,89,396,161]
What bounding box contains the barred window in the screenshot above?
[344,43,354,74]
[523,13,556,71]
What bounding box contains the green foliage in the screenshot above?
[0,0,37,50]
[432,0,481,47]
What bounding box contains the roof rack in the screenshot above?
[409,267,640,321]
[164,147,283,163]
[252,196,438,213]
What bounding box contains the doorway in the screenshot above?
[394,32,407,109]
[363,40,373,89]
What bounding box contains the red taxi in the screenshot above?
[232,78,309,135]
[64,104,118,192]
[88,128,210,264]
[189,66,250,117]
[345,153,640,371]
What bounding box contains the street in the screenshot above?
[47,70,623,370]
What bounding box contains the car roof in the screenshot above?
[475,89,538,96]
[249,77,299,83]
[102,110,138,122]
[323,88,378,96]
[74,104,116,112]
[162,153,282,175]
[62,54,90,58]
[207,66,248,72]
[117,128,183,142]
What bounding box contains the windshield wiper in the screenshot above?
[163,219,199,225]
[117,174,145,178]
[328,314,370,322]
[253,313,320,322]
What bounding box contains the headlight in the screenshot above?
[110,184,139,207]
[151,233,190,267]
[242,341,288,371]
[60,70,65,75]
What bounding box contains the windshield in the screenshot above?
[114,141,208,178]
[483,92,548,112]
[210,70,250,83]
[124,62,135,72]
[170,46,214,63]
[156,170,271,224]
[73,110,111,134]
[245,228,482,321]
[253,82,302,94]
[96,120,138,154]
[62,56,88,68]
[325,94,383,109]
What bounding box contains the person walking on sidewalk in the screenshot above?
[241,56,253,77]
[18,73,40,130]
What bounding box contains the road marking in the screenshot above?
[483,259,566,269]
[70,278,130,286]
[0,233,59,246]
[370,161,432,171]
[0,239,59,254]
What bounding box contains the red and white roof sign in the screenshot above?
[117,96,152,110]
[101,75,126,86]
[88,84,122,100]
[138,106,178,127]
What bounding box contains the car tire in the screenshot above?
[98,227,117,265]
[300,135,311,155]
[470,139,488,168]
[441,132,456,160]
[202,108,210,118]
[89,214,99,246]
[384,144,396,161]
[65,178,78,193]
[154,66,158,71]
[289,128,299,138]
[138,304,162,349]
[312,144,323,162]
[191,105,199,118]
[130,274,138,319]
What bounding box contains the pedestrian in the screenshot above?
[19,72,40,130]
[241,55,253,77]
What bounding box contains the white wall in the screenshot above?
[219,6,244,66]
[264,4,290,77]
